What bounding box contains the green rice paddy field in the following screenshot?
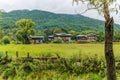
[0,43,120,58]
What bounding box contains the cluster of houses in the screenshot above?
[29,33,96,44]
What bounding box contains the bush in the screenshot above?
[52,37,63,43]
[2,36,10,44]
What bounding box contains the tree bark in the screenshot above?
[105,17,116,80]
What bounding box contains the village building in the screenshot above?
[76,35,88,43]
[29,35,44,44]
[87,33,96,42]
[48,35,54,42]
[54,33,72,42]
[76,33,96,43]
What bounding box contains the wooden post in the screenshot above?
[16,51,18,58]
[27,52,30,58]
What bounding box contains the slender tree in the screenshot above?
[73,0,120,80]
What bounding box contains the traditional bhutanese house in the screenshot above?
[76,35,88,43]
[48,35,54,42]
[54,33,72,42]
[87,33,96,42]
[29,35,44,44]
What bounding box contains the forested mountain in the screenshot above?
[0,9,120,32]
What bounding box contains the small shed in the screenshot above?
[29,35,44,44]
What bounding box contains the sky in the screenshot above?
[0,0,120,24]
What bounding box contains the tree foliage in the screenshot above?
[73,0,119,16]
[16,19,35,44]
[44,28,68,36]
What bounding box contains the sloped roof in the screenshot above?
[87,33,96,37]
[54,33,72,37]
[76,35,87,38]
[29,35,44,39]
[48,35,54,38]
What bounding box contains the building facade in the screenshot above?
[76,33,96,43]
[48,33,72,42]
[54,33,72,42]
[76,35,88,43]
[29,35,44,44]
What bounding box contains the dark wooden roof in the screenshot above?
[54,33,72,37]
[87,33,96,37]
[77,33,96,38]
[29,35,44,39]
[76,35,87,38]
[48,35,54,38]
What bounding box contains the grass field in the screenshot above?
[0,43,120,80]
[0,43,120,58]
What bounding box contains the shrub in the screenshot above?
[52,37,63,43]
[2,36,10,44]
[88,73,102,80]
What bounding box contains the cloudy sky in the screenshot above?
[0,0,120,23]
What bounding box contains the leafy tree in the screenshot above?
[96,32,104,42]
[69,30,79,40]
[73,0,119,80]
[44,28,54,36]
[44,28,68,36]
[16,19,35,44]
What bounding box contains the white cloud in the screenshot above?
[0,0,74,13]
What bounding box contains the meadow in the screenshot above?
[0,43,120,58]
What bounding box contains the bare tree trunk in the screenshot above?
[105,17,116,80]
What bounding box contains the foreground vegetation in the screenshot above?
[0,43,120,80]
[0,54,106,80]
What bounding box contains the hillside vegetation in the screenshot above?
[0,10,120,32]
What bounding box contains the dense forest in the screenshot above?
[0,10,120,32]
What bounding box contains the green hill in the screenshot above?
[0,10,120,32]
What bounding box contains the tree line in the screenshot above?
[0,19,120,44]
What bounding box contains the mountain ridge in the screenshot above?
[0,9,120,32]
